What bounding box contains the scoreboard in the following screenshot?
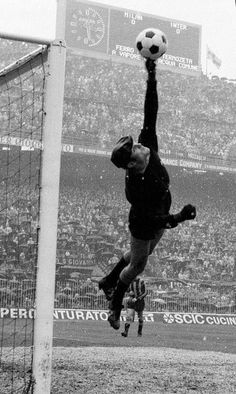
[65,0,202,75]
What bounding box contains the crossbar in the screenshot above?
[0,46,48,85]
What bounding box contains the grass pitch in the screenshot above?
[53,318,236,354]
[1,318,236,393]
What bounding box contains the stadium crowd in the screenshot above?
[0,39,236,163]
[63,53,236,161]
[0,153,235,312]
[56,154,236,282]
[0,39,235,313]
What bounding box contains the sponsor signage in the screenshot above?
[0,307,35,319]
[0,136,73,153]
[163,312,236,326]
[53,309,155,322]
[72,146,236,173]
[1,138,235,173]
[1,308,236,326]
[0,307,154,322]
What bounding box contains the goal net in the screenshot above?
[0,43,48,393]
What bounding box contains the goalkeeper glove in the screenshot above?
[173,204,196,223]
[145,59,156,81]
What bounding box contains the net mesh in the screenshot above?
[0,43,48,393]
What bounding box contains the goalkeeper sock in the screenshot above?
[110,279,129,309]
[104,257,128,287]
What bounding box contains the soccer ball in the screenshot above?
[136,28,168,60]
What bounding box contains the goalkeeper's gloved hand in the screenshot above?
[145,58,156,72]
[145,59,156,81]
[174,204,196,223]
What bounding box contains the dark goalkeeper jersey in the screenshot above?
[125,78,172,240]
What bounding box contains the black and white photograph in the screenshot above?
[0,0,235,392]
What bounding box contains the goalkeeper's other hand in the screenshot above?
[179,204,196,221]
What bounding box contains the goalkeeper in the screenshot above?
[99,58,196,330]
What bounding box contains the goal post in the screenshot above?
[32,39,66,392]
[32,1,67,393]
[0,0,67,393]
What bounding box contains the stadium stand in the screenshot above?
[0,39,235,314]
[0,40,236,161]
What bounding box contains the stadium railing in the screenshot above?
[0,278,235,314]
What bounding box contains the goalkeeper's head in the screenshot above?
[111,135,150,172]
[111,135,133,169]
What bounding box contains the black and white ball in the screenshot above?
[136,28,168,60]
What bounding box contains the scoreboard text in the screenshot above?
[65,0,202,75]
